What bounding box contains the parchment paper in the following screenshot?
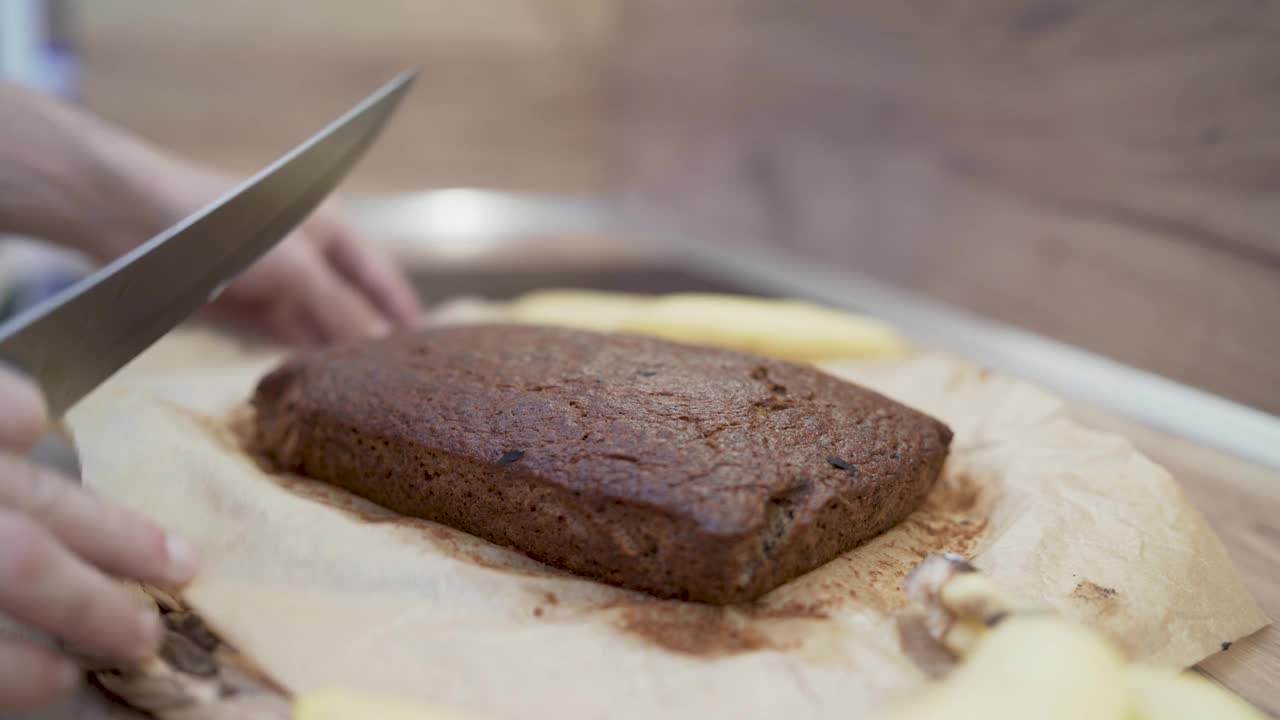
[66,312,1267,719]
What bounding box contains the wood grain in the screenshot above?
[73,0,615,193]
[609,1,1280,413]
[70,1,1280,409]
[72,0,1280,410]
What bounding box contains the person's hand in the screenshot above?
[206,199,422,345]
[144,165,422,346]
[0,83,421,345]
[0,365,198,709]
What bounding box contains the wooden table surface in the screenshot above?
[609,2,1280,414]
[67,0,1280,412]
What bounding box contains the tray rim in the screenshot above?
[349,189,1280,471]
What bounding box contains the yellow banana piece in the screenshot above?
[893,615,1133,720]
[509,289,907,361]
[508,289,651,332]
[294,689,475,720]
[894,555,1266,720]
[1126,665,1266,720]
[620,293,907,361]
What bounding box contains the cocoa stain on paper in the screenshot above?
[593,469,991,658]
[1072,580,1118,601]
[1067,579,1129,654]
[223,408,991,658]
[1071,580,1121,616]
[605,598,834,657]
[616,605,773,655]
[761,469,990,616]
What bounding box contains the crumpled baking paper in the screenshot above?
[66,314,1267,719]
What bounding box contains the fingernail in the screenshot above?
[164,533,198,585]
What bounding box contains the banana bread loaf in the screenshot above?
[252,324,952,604]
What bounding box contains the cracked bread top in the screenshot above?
[253,324,953,603]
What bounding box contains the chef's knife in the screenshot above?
[0,70,416,419]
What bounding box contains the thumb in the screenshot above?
[0,363,48,452]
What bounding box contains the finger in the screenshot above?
[325,227,422,325]
[0,363,48,452]
[0,452,197,587]
[0,508,163,662]
[259,300,324,348]
[295,304,332,348]
[293,250,391,343]
[198,284,324,348]
[0,638,80,710]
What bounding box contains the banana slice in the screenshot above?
[294,689,473,720]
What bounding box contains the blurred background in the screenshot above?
[2,0,1278,412]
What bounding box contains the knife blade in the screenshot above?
[0,70,416,418]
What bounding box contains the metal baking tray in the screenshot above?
[350,190,1280,471]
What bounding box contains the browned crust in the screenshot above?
[253,324,952,604]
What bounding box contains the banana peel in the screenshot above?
[892,554,1265,720]
[508,290,908,361]
[893,615,1133,720]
